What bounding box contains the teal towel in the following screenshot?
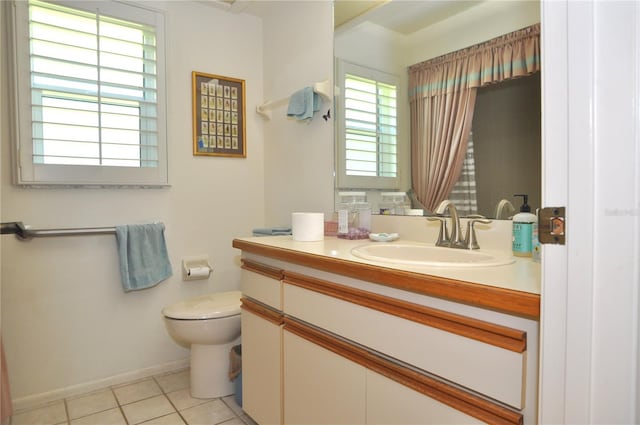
[287,87,320,122]
[115,223,172,292]
[252,227,292,236]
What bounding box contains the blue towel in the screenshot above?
[115,223,172,292]
[287,86,320,122]
[252,227,292,237]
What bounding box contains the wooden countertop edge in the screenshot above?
[232,239,540,320]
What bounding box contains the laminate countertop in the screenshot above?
[233,235,541,319]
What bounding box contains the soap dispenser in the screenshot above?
[512,194,537,257]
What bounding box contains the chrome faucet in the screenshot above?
[463,215,493,249]
[433,200,466,249]
[494,199,516,220]
[428,201,492,249]
[427,215,449,246]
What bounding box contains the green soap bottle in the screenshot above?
[512,194,536,257]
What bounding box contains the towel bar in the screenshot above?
[1,221,116,240]
[256,79,332,120]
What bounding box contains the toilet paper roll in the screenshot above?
[187,266,211,279]
[292,212,324,241]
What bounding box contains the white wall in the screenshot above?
[405,1,540,65]
[0,0,265,406]
[335,22,405,76]
[261,1,334,226]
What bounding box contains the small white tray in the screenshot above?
[368,232,399,242]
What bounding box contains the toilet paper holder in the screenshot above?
[182,256,213,281]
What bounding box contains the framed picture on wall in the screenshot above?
[192,71,246,158]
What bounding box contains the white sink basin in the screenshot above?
[351,242,514,268]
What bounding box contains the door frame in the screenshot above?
[539,1,640,422]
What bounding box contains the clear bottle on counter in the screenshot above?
[337,192,371,239]
[380,192,410,215]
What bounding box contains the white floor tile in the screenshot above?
[113,378,162,405]
[121,395,175,425]
[155,369,190,393]
[66,388,118,419]
[218,418,245,425]
[239,414,257,425]
[69,407,127,425]
[9,369,246,425]
[166,388,210,411]
[10,401,67,425]
[139,412,187,424]
[180,399,235,425]
[221,395,243,418]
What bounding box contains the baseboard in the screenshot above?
[12,358,189,412]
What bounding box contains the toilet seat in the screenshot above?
[163,291,241,320]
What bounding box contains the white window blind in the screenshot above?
[337,60,399,189]
[10,0,168,186]
[344,74,397,177]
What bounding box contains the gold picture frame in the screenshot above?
[192,71,246,158]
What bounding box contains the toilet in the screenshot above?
[162,290,242,399]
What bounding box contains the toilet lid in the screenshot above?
[162,291,242,320]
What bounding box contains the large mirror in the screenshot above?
[334,1,541,219]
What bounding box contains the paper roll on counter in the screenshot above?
[292,212,324,241]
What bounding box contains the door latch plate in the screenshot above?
[538,207,565,245]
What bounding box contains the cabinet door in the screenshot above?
[283,330,366,425]
[241,309,282,425]
[366,371,484,425]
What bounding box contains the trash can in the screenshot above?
[229,344,242,407]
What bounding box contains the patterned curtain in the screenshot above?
[409,24,540,212]
[448,132,478,216]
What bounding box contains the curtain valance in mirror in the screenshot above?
[408,24,540,101]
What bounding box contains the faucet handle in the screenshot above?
[427,216,449,247]
[464,217,493,250]
[464,214,487,219]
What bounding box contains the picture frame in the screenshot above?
[192,71,246,158]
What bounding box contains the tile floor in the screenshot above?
[8,369,256,425]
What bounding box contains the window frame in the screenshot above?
[336,59,400,190]
[8,0,169,187]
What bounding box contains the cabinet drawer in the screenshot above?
[241,259,283,310]
[283,272,527,409]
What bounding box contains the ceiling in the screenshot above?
[199,0,483,36]
[334,0,483,35]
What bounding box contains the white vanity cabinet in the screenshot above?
[235,237,540,425]
[240,260,284,425]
